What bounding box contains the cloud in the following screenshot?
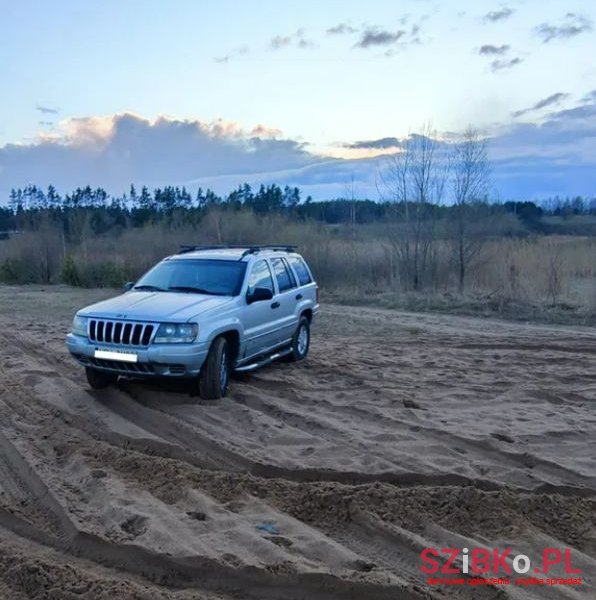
[343,137,403,150]
[477,42,519,73]
[535,13,592,43]
[488,97,596,197]
[533,93,570,111]
[490,57,522,72]
[512,92,570,118]
[4,98,596,202]
[270,35,292,50]
[327,23,357,35]
[354,28,405,49]
[479,44,509,55]
[214,45,249,63]
[334,136,405,159]
[250,124,283,138]
[343,98,596,198]
[483,7,514,23]
[297,37,316,49]
[355,19,425,56]
[35,104,59,115]
[183,156,385,202]
[0,113,313,197]
[327,101,596,199]
[340,103,596,199]
[269,29,315,51]
[580,90,596,103]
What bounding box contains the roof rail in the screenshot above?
[177,244,297,256]
[239,245,297,257]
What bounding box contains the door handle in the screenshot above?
[271,301,280,309]
[296,293,303,300]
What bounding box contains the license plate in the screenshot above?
[94,349,138,363]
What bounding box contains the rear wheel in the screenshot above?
[286,316,310,362]
[85,367,118,389]
[199,336,230,399]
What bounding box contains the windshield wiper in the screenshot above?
[133,284,166,292]
[167,286,223,295]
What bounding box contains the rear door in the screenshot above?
[242,259,279,358]
[287,254,317,303]
[287,255,314,288]
[269,256,299,346]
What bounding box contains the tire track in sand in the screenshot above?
[0,396,427,600]
[3,329,594,498]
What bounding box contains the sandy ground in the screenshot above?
[0,285,594,599]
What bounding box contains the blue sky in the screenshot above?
[1,0,596,200]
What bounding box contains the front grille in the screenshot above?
[88,319,155,346]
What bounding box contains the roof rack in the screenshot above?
[177,244,297,257]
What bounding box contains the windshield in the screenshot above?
[134,259,247,296]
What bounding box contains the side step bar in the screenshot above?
[234,347,292,373]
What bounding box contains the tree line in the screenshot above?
[1,182,594,236]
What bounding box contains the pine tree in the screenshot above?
[139,186,152,209]
[8,189,19,212]
[60,255,81,286]
[129,184,138,207]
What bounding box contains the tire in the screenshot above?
[286,316,310,362]
[85,367,118,389]
[199,336,230,399]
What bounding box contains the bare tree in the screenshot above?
[448,126,489,293]
[379,123,445,291]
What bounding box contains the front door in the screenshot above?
[243,259,279,358]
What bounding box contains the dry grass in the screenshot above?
[0,211,594,324]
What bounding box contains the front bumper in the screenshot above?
[66,333,209,377]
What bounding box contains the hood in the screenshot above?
[78,291,235,322]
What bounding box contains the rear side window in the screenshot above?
[247,260,274,293]
[270,257,296,292]
[288,256,312,286]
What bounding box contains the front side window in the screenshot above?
[270,257,296,292]
[288,256,312,286]
[134,259,247,296]
[247,259,274,293]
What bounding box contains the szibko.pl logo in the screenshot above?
[420,547,582,587]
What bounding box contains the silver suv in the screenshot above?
[66,245,319,398]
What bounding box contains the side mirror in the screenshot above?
[123,281,135,292]
[246,287,273,304]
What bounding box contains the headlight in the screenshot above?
[71,315,88,337]
[154,323,198,343]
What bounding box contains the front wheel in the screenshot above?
[85,367,118,389]
[286,317,310,362]
[199,336,230,399]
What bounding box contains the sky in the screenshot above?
[1,0,596,201]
